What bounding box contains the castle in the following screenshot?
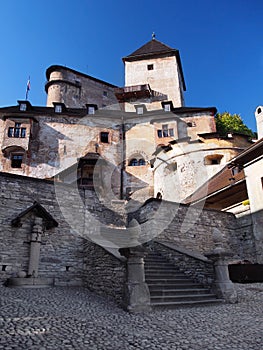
[0,37,253,203]
[0,37,261,311]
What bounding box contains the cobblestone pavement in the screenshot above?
[0,283,262,350]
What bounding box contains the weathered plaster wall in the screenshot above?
[153,136,251,201]
[0,112,122,193]
[46,66,118,109]
[124,56,184,111]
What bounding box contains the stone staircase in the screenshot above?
[144,250,222,308]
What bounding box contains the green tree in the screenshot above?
[215,112,256,138]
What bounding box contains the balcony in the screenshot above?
[115,84,153,102]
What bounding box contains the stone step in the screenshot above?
[146,273,187,278]
[144,248,219,308]
[145,268,185,273]
[145,265,179,269]
[147,283,204,290]
[149,288,211,296]
[146,277,193,283]
[150,293,219,303]
[151,299,223,308]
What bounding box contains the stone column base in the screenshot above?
[124,282,152,313]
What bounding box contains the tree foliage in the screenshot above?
[215,112,256,138]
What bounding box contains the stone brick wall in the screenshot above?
[130,199,256,262]
[83,240,126,305]
[0,173,85,285]
[0,172,126,304]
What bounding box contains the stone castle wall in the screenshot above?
[130,199,256,262]
[0,172,126,303]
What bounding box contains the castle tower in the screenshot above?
[115,36,186,111]
[45,65,118,108]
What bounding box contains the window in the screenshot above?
[138,159,145,166]
[169,128,174,137]
[187,122,196,127]
[147,64,154,70]
[258,107,262,114]
[14,123,21,138]
[103,91,108,97]
[157,130,162,138]
[164,104,171,112]
[21,128,26,138]
[211,159,219,165]
[8,127,14,137]
[135,105,146,114]
[100,132,109,143]
[136,106,144,115]
[204,155,223,165]
[231,167,240,176]
[157,125,174,138]
[129,159,138,166]
[11,154,23,168]
[88,106,95,115]
[162,101,173,111]
[55,105,62,113]
[129,157,146,166]
[8,123,26,138]
[19,103,27,111]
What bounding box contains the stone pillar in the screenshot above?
[206,228,237,303]
[119,246,151,313]
[28,217,43,277]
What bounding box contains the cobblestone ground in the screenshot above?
[0,283,262,350]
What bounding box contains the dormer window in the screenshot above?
[157,124,174,138]
[135,104,146,115]
[161,101,173,112]
[164,104,170,112]
[137,106,144,115]
[86,104,98,115]
[17,100,32,111]
[88,106,95,115]
[19,103,27,111]
[53,102,66,113]
[55,104,62,113]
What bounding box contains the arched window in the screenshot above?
[129,159,138,166]
[128,156,146,166]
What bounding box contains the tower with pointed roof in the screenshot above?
[117,37,186,111]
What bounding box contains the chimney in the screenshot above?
[255,106,263,139]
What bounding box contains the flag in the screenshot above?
[26,78,30,91]
[26,77,30,100]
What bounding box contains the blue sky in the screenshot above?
[0,0,262,131]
